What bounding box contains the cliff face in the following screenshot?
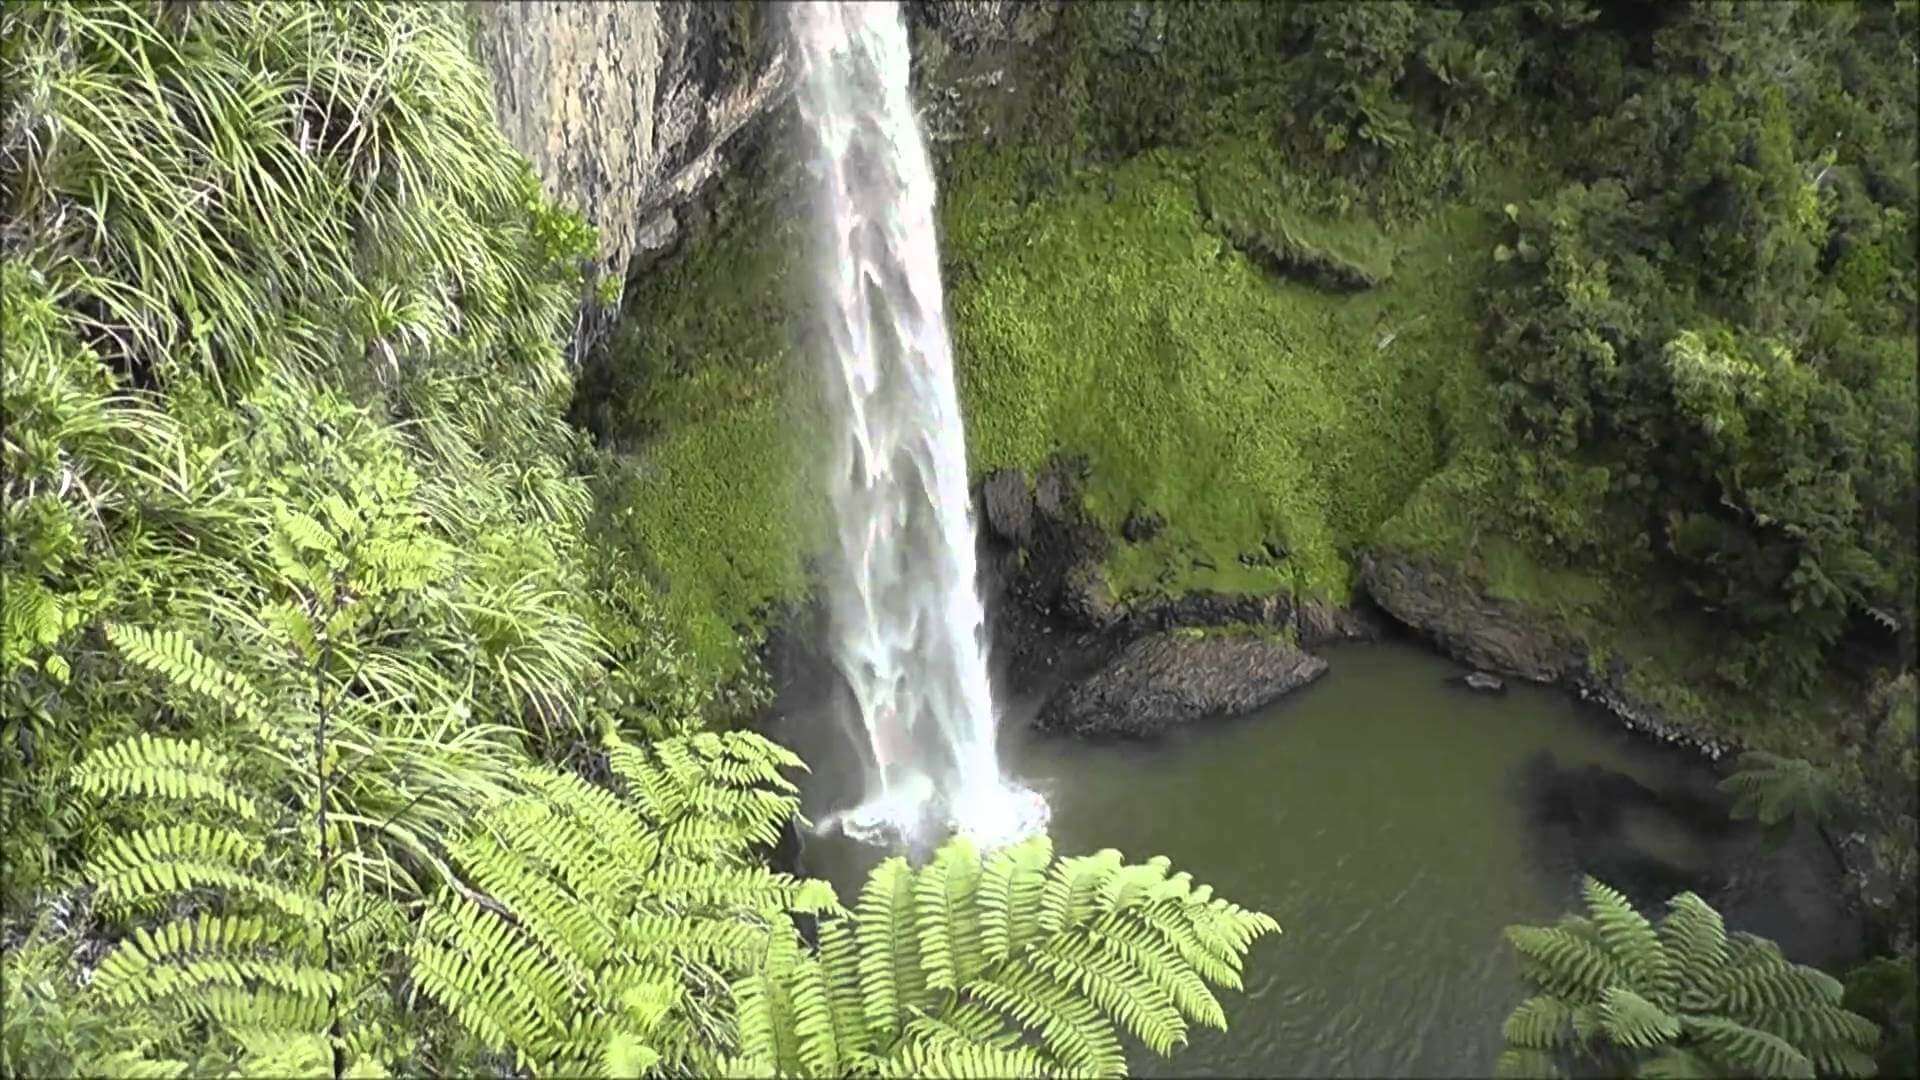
[466,1,790,346]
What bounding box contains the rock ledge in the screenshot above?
[1036,632,1328,738]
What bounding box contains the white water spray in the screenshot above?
[791,1,1046,849]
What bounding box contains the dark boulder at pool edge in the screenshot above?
[1036,631,1328,737]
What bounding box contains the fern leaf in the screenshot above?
[105,623,264,720]
[1683,1015,1817,1079]
[1655,892,1728,1007]
[603,1031,660,1079]
[1598,985,1681,1049]
[880,1026,1049,1079]
[856,857,924,1041]
[1584,877,1674,1005]
[1502,995,1576,1049]
[916,837,983,992]
[817,917,878,1065]
[1745,1002,1881,1052]
[979,834,1053,966]
[1506,925,1619,1000]
[1493,1047,1562,1079]
[966,964,1125,1076]
[73,734,260,820]
[1028,931,1187,1056]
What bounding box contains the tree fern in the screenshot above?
[737,833,1281,1079]
[1719,751,1842,830]
[1498,877,1881,1078]
[409,729,830,1077]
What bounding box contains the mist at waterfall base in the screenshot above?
[790,1,1046,850]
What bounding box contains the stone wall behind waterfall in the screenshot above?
[465,1,792,351]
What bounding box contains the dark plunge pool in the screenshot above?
[765,640,1861,1078]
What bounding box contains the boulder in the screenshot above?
[1295,599,1384,647]
[1036,632,1328,738]
[1121,507,1164,543]
[1357,551,1571,683]
[981,468,1033,546]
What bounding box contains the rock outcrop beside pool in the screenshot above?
[1036,632,1328,738]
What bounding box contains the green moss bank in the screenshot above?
[575,132,825,688]
[941,138,1509,607]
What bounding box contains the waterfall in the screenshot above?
[790,1,1046,848]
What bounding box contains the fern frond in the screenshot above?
[1717,752,1838,828]
[1655,892,1728,1007]
[1598,985,1681,1049]
[818,917,879,1066]
[978,834,1053,967]
[72,734,260,820]
[1583,877,1674,1005]
[1744,1002,1880,1053]
[1505,925,1619,1000]
[1714,961,1848,1016]
[1493,1046,1562,1079]
[104,623,264,721]
[916,837,983,992]
[1682,1015,1816,1079]
[1027,931,1187,1056]
[856,857,925,1041]
[967,963,1125,1076]
[881,1024,1049,1079]
[1502,995,1576,1049]
[87,825,316,920]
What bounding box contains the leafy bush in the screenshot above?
[1477,1,1918,692]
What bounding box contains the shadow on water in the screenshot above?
[762,640,1863,1078]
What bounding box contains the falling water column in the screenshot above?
[790,1,1045,847]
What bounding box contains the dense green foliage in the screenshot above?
[1499,878,1881,1078]
[0,2,1277,1077]
[1,0,606,909]
[1843,956,1919,1077]
[940,141,1501,604]
[1479,2,1918,694]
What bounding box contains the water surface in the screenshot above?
[769,641,1853,1077]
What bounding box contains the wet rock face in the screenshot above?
[1036,632,1328,738]
[981,468,1034,547]
[905,0,1054,52]
[1358,552,1572,683]
[1452,671,1507,693]
[468,1,791,343]
[1360,550,1736,760]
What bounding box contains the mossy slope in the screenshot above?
[942,139,1502,605]
[581,158,826,683]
